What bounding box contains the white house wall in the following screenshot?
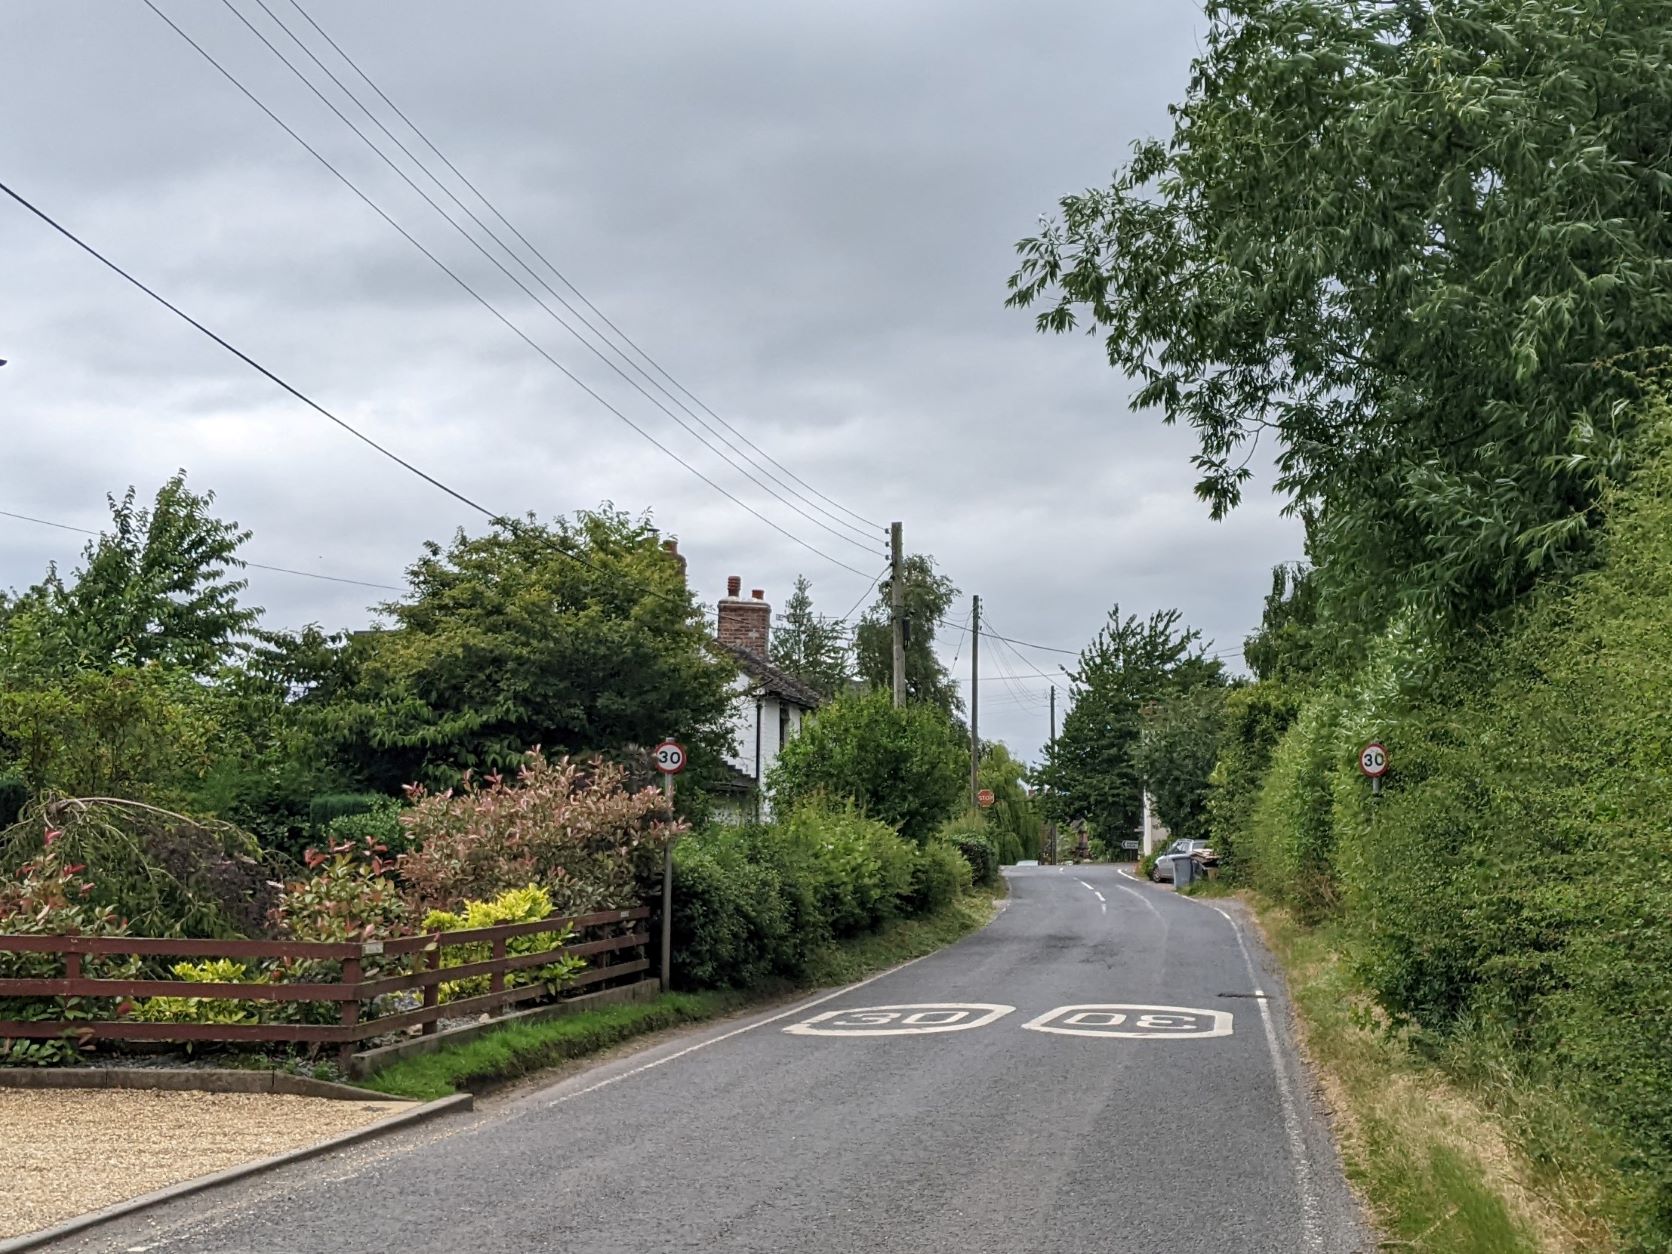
[722,676,809,820]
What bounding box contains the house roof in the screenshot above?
[724,644,824,710]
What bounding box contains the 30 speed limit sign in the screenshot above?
[652,740,687,775]
[1358,742,1389,779]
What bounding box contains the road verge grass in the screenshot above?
[1248,897,1614,1253]
[361,888,1002,1102]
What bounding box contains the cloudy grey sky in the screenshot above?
[2,0,1299,764]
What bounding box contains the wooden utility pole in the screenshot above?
[970,594,980,808]
[1049,683,1057,745]
[890,521,905,708]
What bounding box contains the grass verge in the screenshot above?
[362,889,1002,1102]
[1248,896,1614,1253]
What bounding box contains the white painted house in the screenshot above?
[711,575,822,820]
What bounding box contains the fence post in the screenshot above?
[337,953,362,1071]
[421,942,441,1036]
[64,951,82,981]
[490,935,507,1011]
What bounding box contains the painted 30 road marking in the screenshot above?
[783,1003,1015,1036]
[1021,1004,1232,1039]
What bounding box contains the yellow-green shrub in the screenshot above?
[138,958,267,1025]
[421,884,582,1002]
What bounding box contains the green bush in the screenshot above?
[909,842,971,913]
[321,796,411,857]
[938,815,1000,887]
[308,792,389,830]
[1204,683,1296,871]
[767,691,967,844]
[669,839,788,990]
[1245,691,1345,920]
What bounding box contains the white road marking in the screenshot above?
[1022,1003,1233,1040]
[1204,902,1323,1252]
[543,951,931,1108]
[784,1003,1014,1036]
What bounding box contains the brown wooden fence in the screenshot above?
[0,906,652,1066]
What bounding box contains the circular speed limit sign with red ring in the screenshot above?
[653,740,687,775]
[1358,742,1389,779]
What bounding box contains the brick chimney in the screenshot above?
[717,576,771,657]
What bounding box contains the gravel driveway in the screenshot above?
[0,1088,412,1239]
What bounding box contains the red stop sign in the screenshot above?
[977,788,995,808]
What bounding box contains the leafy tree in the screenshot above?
[51,473,257,674]
[1243,561,1322,685]
[978,741,1043,863]
[853,555,962,715]
[323,510,736,792]
[1135,682,1231,844]
[768,690,966,844]
[1009,0,1672,642]
[1036,606,1218,842]
[770,575,851,700]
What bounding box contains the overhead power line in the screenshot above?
[0,177,707,609]
[0,507,405,592]
[138,1,876,579]
[269,0,882,541]
[216,0,877,554]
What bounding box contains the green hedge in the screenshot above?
[1224,419,1672,1247]
[671,801,967,990]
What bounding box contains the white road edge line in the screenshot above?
[543,952,931,1108]
[1209,902,1324,1252]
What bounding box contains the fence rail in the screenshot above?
[0,905,653,1065]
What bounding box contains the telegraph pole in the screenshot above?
[890,521,905,707]
[1049,683,1057,746]
[970,594,980,808]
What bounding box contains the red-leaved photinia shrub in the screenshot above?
[397,751,682,914]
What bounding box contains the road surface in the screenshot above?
[41,865,1370,1253]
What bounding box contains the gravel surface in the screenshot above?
[0,1088,412,1239]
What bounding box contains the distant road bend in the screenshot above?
[47,866,1370,1253]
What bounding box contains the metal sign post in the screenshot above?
[1358,741,1389,797]
[653,740,686,992]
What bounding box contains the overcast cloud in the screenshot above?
[1,0,1299,764]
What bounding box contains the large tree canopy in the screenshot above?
[326,510,737,791]
[1010,0,1672,642]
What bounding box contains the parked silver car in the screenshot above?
[1150,838,1212,882]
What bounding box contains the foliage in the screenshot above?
[978,743,1041,864]
[770,575,852,701]
[1220,409,1672,1246]
[0,827,139,1065]
[398,751,679,915]
[1009,0,1672,640]
[321,796,411,858]
[138,959,267,1026]
[273,836,410,944]
[319,510,735,793]
[672,799,966,989]
[909,842,972,913]
[1035,605,1219,842]
[937,814,1001,887]
[767,690,966,845]
[421,884,582,1002]
[33,473,257,676]
[853,554,963,716]
[1203,683,1297,871]
[1135,683,1229,844]
[0,798,282,939]
[309,793,389,829]
[0,667,224,802]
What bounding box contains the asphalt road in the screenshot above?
[43,865,1370,1253]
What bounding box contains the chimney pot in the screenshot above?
[751,589,765,601]
[726,575,741,597]
[716,578,771,656]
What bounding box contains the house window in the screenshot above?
[778,702,790,752]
